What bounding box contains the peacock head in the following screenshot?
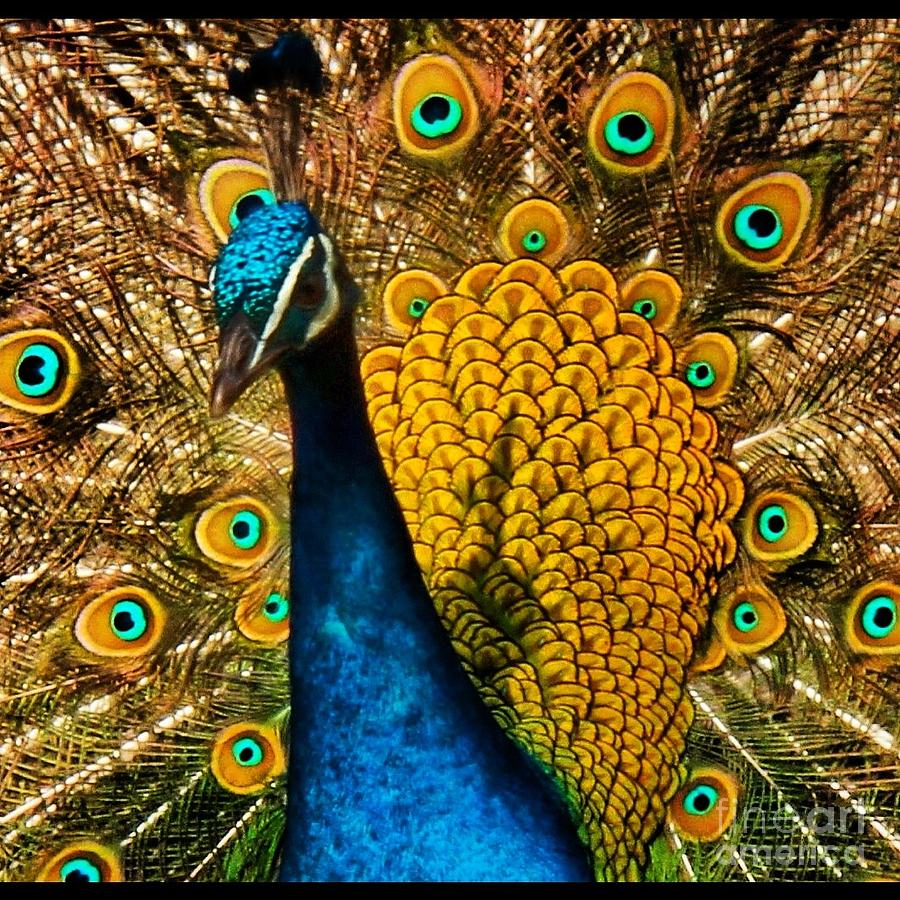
[208,200,357,416]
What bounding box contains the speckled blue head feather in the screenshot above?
[212,201,321,334]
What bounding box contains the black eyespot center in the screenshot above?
[238,745,255,763]
[695,364,710,380]
[617,113,648,141]
[747,207,777,238]
[64,869,91,884]
[232,520,250,540]
[19,354,46,385]
[873,604,894,628]
[235,193,265,222]
[767,513,785,534]
[113,610,135,632]
[692,791,712,812]
[419,94,451,125]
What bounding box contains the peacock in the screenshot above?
[0,18,898,883]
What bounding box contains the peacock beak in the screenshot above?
[209,313,288,417]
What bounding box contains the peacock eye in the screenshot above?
[682,783,718,815]
[109,599,149,642]
[617,270,683,331]
[74,587,165,658]
[392,54,480,161]
[499,198,569,264]
[194,497,280,568]
[743,491,818,562]
[382,270,448,335]
[59,857,102,883]
[668,767,739,841]
[685,360,716,389]
[410,92,463,139]
[0,328,80,414]
[210,722,286,795]
[757,503,788,542]
[679,332,737,406]
[232,736,265,767]
[733,203,783,251]
[861,595,896,640]
[407,296,431,319]
[630,298,657,320]
[262,591,290,624]
[588,71,676,174]
[227,187,277,230]
[35,844,122,882]
[197,157,273,244]
[732,600,759,633]
[844,582,900,655]
[604,110,654,155]
[715,585,787,656]
[716,171,812,269]
[236,586,290,644]
[229,509,263,550]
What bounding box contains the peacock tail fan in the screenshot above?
[1,18,899,882]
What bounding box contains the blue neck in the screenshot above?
[277,315,591,881]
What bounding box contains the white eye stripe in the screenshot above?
[249,235,318,369]
[208,265,217,290]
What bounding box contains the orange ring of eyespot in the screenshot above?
[194,496,280,569]
[679,332,739,407]
[669,767,740,842]
[742,490,819,563]
[198,158,272,244]
[587,71,676,174]
[619,270,683,331]
[454,262,503,300]
[690,633,727,674]
[558,260,618,298]
[715,172,812,270]
[210,721,286,795]
[498,199,569,265]
[235,585,290,645]
[0,328,81,415]
[74,586,166,658]
[382,269,449,335]
[35,841,123,882]
[714,585,787,657]
[392,54,480,160]
[845,580,900,656]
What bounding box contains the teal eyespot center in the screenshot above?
[631,298,657,320]
[732,601,760,633]
[59,857,102,883]
[15,343,61,398]
[861,595,896,640]
[228,188,277,230]
[733,203,783,251]
[109,599,149,642]
[522,229,548,253]
[263,592,289,624]
[604,111,654,155]
[410,93,463,139]
[229,510,262,550]
[407,297,430,319]
[683,783,718,816]
[232,736,264,767]
[685,360,716,389]
[757,504,788,543]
